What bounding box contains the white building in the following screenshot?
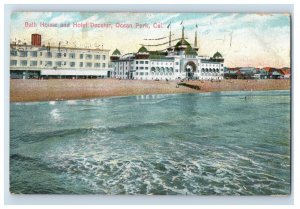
[10,34,112,79]
[111,28,224,81]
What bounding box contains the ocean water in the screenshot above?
[10,90,291,195]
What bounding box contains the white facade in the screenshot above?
[10,42,112,79]
[112,54,224,81]
[111,28,224,81]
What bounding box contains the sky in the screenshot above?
[10,12,291,68]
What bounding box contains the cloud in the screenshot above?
[10,12,290,67]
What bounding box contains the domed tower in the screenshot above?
[212,51,224,62]
[110,48,121,61]
[176,27,187,55]
[174,38,197,56]
[135,46,149,59]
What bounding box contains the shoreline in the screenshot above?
[10,79,291,103]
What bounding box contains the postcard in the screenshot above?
[9,12,291,195]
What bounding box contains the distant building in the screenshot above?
[10,34,112,79]
[224,67,290,80]
[110,27,225,80]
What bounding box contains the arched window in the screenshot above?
[170,67,174,73]
[165,67,169,73]
[151,67,155,72]
[161,67,165,75]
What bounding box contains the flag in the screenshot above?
[167,22,171,28]
[180,20,183,25]
[196,24,198,28]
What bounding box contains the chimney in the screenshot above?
[31,34,41,46]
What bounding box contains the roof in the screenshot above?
[213,51,223,58]
[112,48,121,55]
[263,67,276,72]
[138,46,148,53]
[148,51,168,59]
[10,44,110,52]
[173,39,197,55]
[174,39,192,51]
[278,68,290,75]
[272,71,283,76]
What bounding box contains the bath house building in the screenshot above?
[10,34,111,79]
[110,28,225,80]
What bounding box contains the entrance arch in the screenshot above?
[184,61,197,79]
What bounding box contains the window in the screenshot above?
[140,67,144,69]
[140,72,144,75]
[80,62,83,67]
[175,62,179,65]
[40,52,43,56]
[63,53,67,57]
[30,51,37,57]
[69,53,76,59]
[10,50,18,56]
[145,67,148,70]
[145,72,148,75]
[136,67,138,70]
[86,62,92,67]
[70,62,76,67]
[80,54,84,59]
[136,61,138,64]
[95,55,101,60]
[56,53,62,58]
[20,60,27,66]
[86,54,92,60]
[94,63,101,67]
[45,61,52,66]
[30,61,37,66]
[140,61,144,64]
[102,55,106,60]
[56,61,62,67]
[19,51,28,57]
[136,72,138,75]
[45,52,52,58]
[145,61,149,64]
[40,61,43,65]
[10,60,17,66]
[102,63,106,68]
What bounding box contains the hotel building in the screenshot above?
[10,34,111,79]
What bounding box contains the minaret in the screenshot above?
[169,29,171,47]
[193,30,199,51]
[181,26,185,44]
[167,23,173,52]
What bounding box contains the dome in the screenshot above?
[138,46,148,53]
[112,48,121,55]
[184,44,198,55]
[213,51,223,59]
[174,39,191,50]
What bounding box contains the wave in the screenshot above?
[17,120,174,143]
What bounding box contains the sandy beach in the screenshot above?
[10,79,290,102]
